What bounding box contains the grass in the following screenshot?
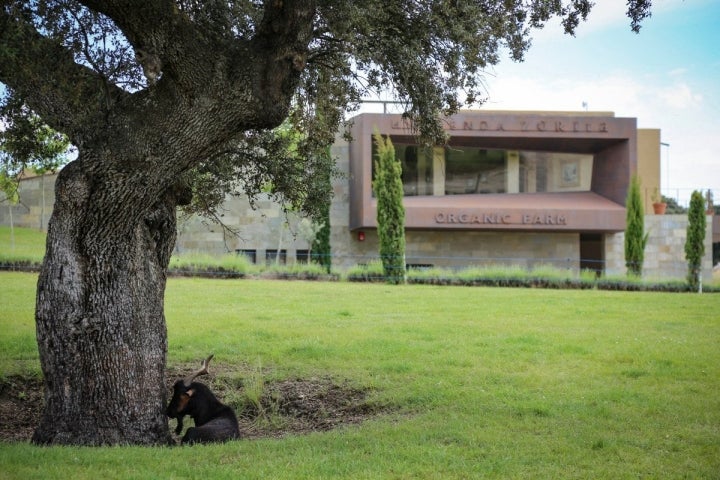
[0,226,47,264]
[1,272,719,478]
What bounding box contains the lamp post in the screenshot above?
[661,141,670,194]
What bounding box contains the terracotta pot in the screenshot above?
[652,202,667,215]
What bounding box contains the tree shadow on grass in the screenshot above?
[0,372,389,443]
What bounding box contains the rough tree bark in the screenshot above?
[33,158,185,445]
[1,0,316,445]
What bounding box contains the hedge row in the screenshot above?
[2,261,716,292]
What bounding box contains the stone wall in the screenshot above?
[0,173,56,231]
[339,229,580,270]
[606,214,714,282]
[175,195,313,262]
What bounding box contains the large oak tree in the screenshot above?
[0,0,651,445]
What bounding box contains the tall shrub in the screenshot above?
[684,190,706,290]
[624,175,648,277]
[311,200,332,273]
[372,132,405,284]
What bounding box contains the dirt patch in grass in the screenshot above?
[0,373,385,443]
[235,377,382,440]
[0,376,44,443]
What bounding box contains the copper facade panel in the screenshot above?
[349,112,636,233]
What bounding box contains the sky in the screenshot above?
[362,0,720,205]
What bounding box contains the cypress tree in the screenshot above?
[684,190,707,290]
[311,194,332,273]
[309,145,332,273]
[372,132,406,284]
[624,175,648,277]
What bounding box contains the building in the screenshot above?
[175,110,714,280]
[1,111,715,280]
[344,111,639,273]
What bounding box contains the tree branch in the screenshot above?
[248,0,317,126]
[76,0,209,90]
[76,0,177,47]
[0,5,127,140]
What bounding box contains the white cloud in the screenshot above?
[656,83,703,110]
[668,68,687,77]
[482,73,646,114]
[478,70,719,200]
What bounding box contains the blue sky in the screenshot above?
[480,0,720,203]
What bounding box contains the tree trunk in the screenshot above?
[32,157,182,445]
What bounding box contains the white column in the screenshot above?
[506,150,520,194]
[433,146,445,196]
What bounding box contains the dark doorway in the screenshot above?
[580,233,605,277]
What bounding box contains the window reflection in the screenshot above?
[371,138,593,196]
[445,148,506,194]
[372,141,435,197]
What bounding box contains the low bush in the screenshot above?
[169,251,251,277]
[344,260,385,282]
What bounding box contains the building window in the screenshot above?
[265,249,287,264]
[518,151,591,192]
[296,249,310,263]
[371,141,434,197]
[371,137,593,197]
[445,148,507,194]
[445,147,592,195]
[236,249,257,263]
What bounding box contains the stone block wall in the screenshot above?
[605,214,713,282]
[0,173,56,231]
[175,195,315,263]
[333,228,580,271]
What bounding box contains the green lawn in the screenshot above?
[0,272,718,479]
[0,226,46,264]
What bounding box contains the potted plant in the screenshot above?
[651,188,667,215]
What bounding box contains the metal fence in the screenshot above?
[655,187,718,209]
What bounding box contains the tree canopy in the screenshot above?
[1,91,72,176]
[1,0,653,218]
[685,190,706,290]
